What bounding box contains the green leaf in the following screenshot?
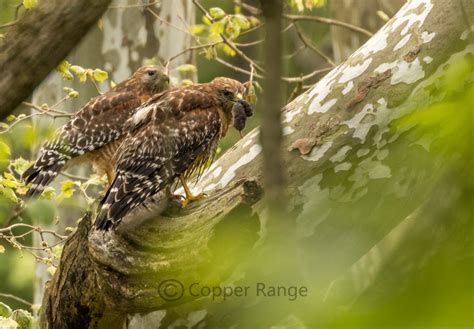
[10,158,33,176]
[0,186,18,203]
[209,21,225,35]
[0,302,12,317]
[6,115,16,122]
[221,44,236,57]
[305,0,326,9]
[176,64,197,74]
[47,266,56,276]
[68,91,79,98]
[23,0,37,9]
[248,16,261,27]
[11,309,36,329]
[205,46,217,60]
[41,186,55,200]
[0,316,18,329]
[92,68,109,82]
[202,15,213,26]
[209,7,226,19]
[0,141,11,161]
[70,65,87,82]
[51,245,63,260]
[225,20,241,38]
[180,79,194,86]
[56,60,73,80]
[56,180,80,203]
[189,24,206,35]
[232,14,250,30]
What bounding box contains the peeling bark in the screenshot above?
[40,0,473,327]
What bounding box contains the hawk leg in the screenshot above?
[179,176,207,208]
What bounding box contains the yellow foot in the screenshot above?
[181,192,207,208]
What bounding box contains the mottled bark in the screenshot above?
[330,0,405,63]
[0,0,113,119]
[41,0,473,327]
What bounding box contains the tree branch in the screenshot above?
[0,0,112,119]
[39,0,474,326]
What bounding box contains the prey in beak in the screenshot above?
[232,99,253,139]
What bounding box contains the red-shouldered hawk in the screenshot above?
[94,77,253,230]
[23,65,170,198]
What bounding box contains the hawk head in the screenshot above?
[210,77,253,136]
[211,77,245,110]
[134,65,170,94]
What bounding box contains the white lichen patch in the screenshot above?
[393,34,411,51]
[351,26,389,58]
[342,98,391,144]
[391,58,425,85]
[282,126,295,136]
[342,81,354,95]
[283,106,302,124]
[368,163,391,179]
[349,0,434,61]
[338,58,373,84]
[421,31,435,43]
[460,26,474,40]
[242,139,253,148]
[423,56,433,64]
[391,0,434,36]
[357,149,370,158]
[330,145,352,163]
[210,166,222,178]
[302,141,333,162]
[203,144,262,192]
[335,162,352,172]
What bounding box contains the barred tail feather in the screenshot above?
[23,148,70,198]
[23,163,65,198]
[94,172,163,230]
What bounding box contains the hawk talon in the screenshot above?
[179,175,207,208]
[181,192,207,208]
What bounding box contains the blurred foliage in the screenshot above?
[165,58,473,328]
[0,301,38,329]
[2,1,470,328]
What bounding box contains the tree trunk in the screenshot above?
[40,0,473,327]
[0,0,113,119]
[330,0,405,63]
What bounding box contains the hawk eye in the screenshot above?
[147,70,157,77]
[222,89,233,98]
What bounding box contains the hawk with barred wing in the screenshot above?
[23,65,170,197]
[94,77,253,230]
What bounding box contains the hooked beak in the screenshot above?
[239,130,244,139]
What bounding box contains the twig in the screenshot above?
[285,14,373,37]
[166,42,218,66]
[109,0,161,9]
[0,20,18,29]
[0,293,33,307]
[192,0,265,73]
[293,24,336,67]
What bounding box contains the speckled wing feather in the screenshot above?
[23,91,142,197]
[95,105,221,230]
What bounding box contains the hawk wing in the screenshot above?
[95,107,221,230]
[23,91,143,197]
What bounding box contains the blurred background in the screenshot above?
[0,0,472,328]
